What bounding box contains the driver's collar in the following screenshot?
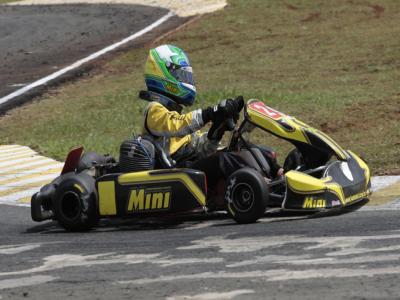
[139,90,183,113]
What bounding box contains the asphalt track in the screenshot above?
[1,204,400,299]
[0,4,186,110]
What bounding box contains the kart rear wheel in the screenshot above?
[225,168,268,224]
[53,172,98,231]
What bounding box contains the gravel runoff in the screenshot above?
[5,0,228,17]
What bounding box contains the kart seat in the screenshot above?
[140,136,174,169]
[153,142,174,168]
[238,148,271,177]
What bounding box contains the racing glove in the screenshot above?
[207,120,228,141]
[201,96,245,124]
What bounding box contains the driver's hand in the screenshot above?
[201,96,244,124]
[213,98,235,122]
[216,96,244,121]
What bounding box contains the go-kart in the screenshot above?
[31,99,371,231]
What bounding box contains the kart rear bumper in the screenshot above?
[31,183,56,222]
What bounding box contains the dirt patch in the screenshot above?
[301,12,321,22]
[285,4,298,10]
[345,97,400,121]
[379,169,400,176]
[370,4,385,18]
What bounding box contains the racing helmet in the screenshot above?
[144,44,196,106]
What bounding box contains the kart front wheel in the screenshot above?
[225,168,269,224]
[53,172,98,231]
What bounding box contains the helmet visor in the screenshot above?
[170,66,194,86]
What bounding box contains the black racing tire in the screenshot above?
[52,172,98,231]
[225,167,269,224]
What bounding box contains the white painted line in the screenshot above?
[0,158,59,173]
[371,176,400,192]
[0,145,25,150]
[9,83,27,88]
[0,243,41,255]
[0,145,31,152]
[0,147,33,154]
[0,151,36,160]
[0,252,222,277]
[0,187,47,204]
[0,164,62,181]
[156,257,223,267]
[0,145,30,151]
[0,201,30,208]
[0,152,38,163]
[0,155,44,168]
[0,11,174,107]
[0,253,160,276]
[0,150,37,160]
[177,233,400,256]
[0,174,58,192]
[166,290,255,300]
[227,252,400,268]
[0,149,34,158]
[119,266,400,285]
[0,275,57,290]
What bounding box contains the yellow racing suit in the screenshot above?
[142,101,218,164]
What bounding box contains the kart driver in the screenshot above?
[138,44,282,206]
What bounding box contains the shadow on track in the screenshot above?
[309,198,369,219]
[24,211,232,234]
[25,198,369,233]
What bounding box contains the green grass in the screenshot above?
[0,0,19,3]
[1,0,399,174]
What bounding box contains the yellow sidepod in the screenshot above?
[118,171,206,206]
[285,171,345,204]
[98,181,117,216]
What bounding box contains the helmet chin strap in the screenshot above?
[139,90,183,113]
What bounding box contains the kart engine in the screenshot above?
[119,138,155,172]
